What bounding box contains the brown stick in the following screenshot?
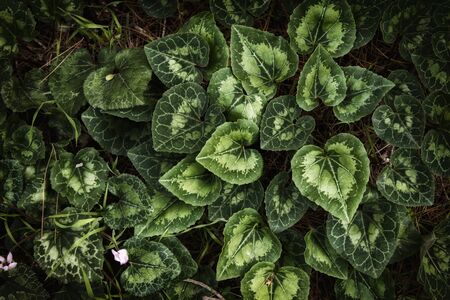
[183,278,225,300]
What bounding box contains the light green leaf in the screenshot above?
[350,0,386,49]
[134,191,204,238]
[216,208,282,281]
[333,66,395,123]
[209,0,271,27]
[179,12,229,79]
[380,0,422,44]
[304,227,349,279]
[265,171,309,233]
[121,237,181,296]
[160,237,198,281]
[288,0,356,57]
[377,148,435,206]
[291,133,370,223]
[152,82,225,153]
[260,95,315,151]
[7,125,45,165]
[144,32,209,87]
[0,159,23,207]
[17,165,47,210]
[421,129,450,177]
[208,180,264,221]
[230,25,298,99]
[423,91,450,127]
[0,264,49,299]
[385,69,425,103]
[412,52,450,94]
[138,0,177,18]
[432,31,450,61]
[296,44,347,111]
[84,48,152,110]
[372,95,425,149]
[50,148,109,211]
[278,229,310,272]
[159,155,222,206]
[241,261,310,300]
[196,120,263,185]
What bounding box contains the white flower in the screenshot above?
[0,252,17,271]
[111,249,128,265]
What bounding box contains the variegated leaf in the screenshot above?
[423,91,450,127]
[412,52,450,94]
[7,125,45,165]
[291,133,370,223]
[209,0,271,27]
[377,148,435,206]
[421,129,450,177]
[333,66,394,123]
[432,31,450,61]
[350,0,386,49]
[380,0,422,44]
[138,0,177,18]
[196,120,263,185]
[230,25,298,99]
[372,95,425,149]
[216,208,282,281]
[144,32,209,87]
[0,159,23,206]
[0,264,49,299]
[160,237,198,281]
[296,45,347,111]
[278,229,310,272]
[152,82,225,153]
[241,262,310,300]
[164,266,217,300]
[385,69,425,103]
[260,95,315,151]
[288,0,356,57]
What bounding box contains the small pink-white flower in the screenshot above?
[111,249,128,265]
[0,252,17,271]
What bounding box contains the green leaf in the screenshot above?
[159,155,222,206]
[0,264,49,299]
[230,25,298,99]
[7,125,45,165]
[17,165,47,210]
[327,200,401,278]
[372,95,425,149]
[104,174,153,230]
[208,180,264,221]
[424,91,450,127]
[296,45,347,111]
[152,82,225,153]
[350,0,385,49]
[260,95,315,151]
[421,129,450,177]
[265,171,309,233]
[304,227,349,279]
[216,208,282,281]
[160,237,198,281]
[134,191,204,238]
[432,31,450,61]
[377,148,435,206]
[196,120,263,185]
[81,107,150,156]
[412,52,450,94]
[84,48,152,110]
[291,133,370,223]
[50,148,109,211]
[144,32,209,87]
[49,48,94,115]
[179,12,229,79]
[288,0,356,57]
[380,0,422,44]
[101,105,154,122]
[121,237,181,296]
[241,261,310,300]
[209,0,271,27]
[164,266,217,300]
[385,69,425,103]
[138,0,177,18]
[333,66,395,123]
[0,159,23,206]
[278,229,310,272]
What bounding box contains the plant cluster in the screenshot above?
[0,0,449,299]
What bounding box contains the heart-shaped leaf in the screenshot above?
[138,0,177,18]
[151,82,225,154]
[230,25,298,99]
[84,48,152,110]
[333,66,394,123]
[291,133,370,223]
[241,261,310,300]
[288,0,356,57]
[296,45,347,111]
[423,91,450,127]
[0,159,23,206]
[380,0,422,44]
[421,129,450,177]
[385,69,425,103]
[144,32,209,87]
[377,148,435,206]
[372,95,425,149]
[265,171,309,233]
[7,125,45,165]
[0,264,49,299]
[216,208,282,281]
[160,237,198,281]
[196,120,263,185]
[412,52,450,94]
[50,148,109,211]
[260,95,315,151]
[209,0,271,27]
[350,0,386,49]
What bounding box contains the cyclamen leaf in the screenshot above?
[165,266,217,300]
[144,32,209,87]
[333,66,395,123]
[208,180,264,221]
[216,208,281,281]
[101,105,155,123]
[304,228,349,279]
[432,31,450,61]
[151,82,225,153]
[288,0,356,57]
[7,125,45,165]
[160,237,198,281]
[278,229,310,272]
[372,95,425,149]
[18,166,50,210]
[265,171,309,233]
[0,159,23,206]
[385,69,425,103]
[291,133,370,223]
[260,95,315,151]
[380,0,422,44]
[421,130,450,177]
[121,237,181,297]
[0,264,49,299]
[196,120,263,185]
[241,262,310,300]
[377,148,435,206]
[412,52,450,94]
[296,45,347,111]
[138,0,177,18]
[179,12,229,79]
[230,25,298,99]
[209,0,271,27]
[50,148,109,211]
[423,91,450,127]
[350,0,385,49]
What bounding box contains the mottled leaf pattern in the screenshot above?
[7,125,45,165]
[421,130,450,177]
[432,31,450,61]
[412,52,450,94]
[350,0,385,49]
[0,264,49,299]
[380,0,422,43]
[385,69,425,103]
[209,0,271,27]
[0,159,23,206]
[138,0,177,18]
[423,91,450,127]
[160,237,198,281]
